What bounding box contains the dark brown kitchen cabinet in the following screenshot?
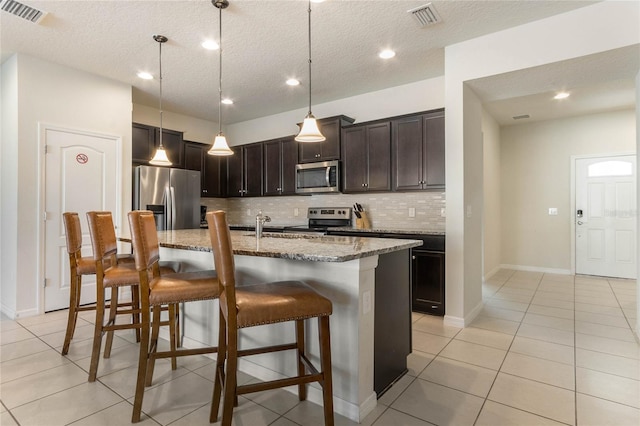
[391,109,445,191]
[226,143,263,197]
[341,122,391,193]
[412,249,445,316]
[263,136,297,196]
[298,115,355,163]
[132,122,184,168]
[184,141,224,197]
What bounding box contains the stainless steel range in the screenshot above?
[283,207,352,234]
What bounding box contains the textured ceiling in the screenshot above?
[2,0,633,126]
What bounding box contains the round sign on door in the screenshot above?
[76,153,89,164]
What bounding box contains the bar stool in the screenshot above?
[206,210,335,426]
[85,211,181,382]
[61,212,134,355]
[128,210,220,423]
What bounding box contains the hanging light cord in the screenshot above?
[158,38,164,148]
[218,4,223,134]
[307,0,312,117]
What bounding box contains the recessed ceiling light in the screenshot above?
[286,78,300,86]
[137,71,153,80]
[221,98,233,105]
[554,92,570,100]
[379,49,396,59]
[201,40,219,50]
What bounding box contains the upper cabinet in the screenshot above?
[132,122,184,168]
[226,143,263,197]
[341,122,391,193]
[298,115,355,163]
[263,136,298,196]
[184,141,224,198]
[391,109,445,191]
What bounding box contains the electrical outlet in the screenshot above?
[246,209,251,216]
[466,205,472,217]
[408,207,416,218]
[363,291,371,314]
[548,208,558,216]
[294,208,299,217]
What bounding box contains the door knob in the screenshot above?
[577,221,583,225]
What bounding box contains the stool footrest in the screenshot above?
[237,373,323,395]
[238,342,297,357]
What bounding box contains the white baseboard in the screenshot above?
[443,299,484,328]
[0,303,16,319]
[500,264,572,275]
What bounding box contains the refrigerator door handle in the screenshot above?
[164,186,172,230]
[169,186,177,230]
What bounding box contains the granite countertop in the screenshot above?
[124,229,422,263]
[326,227,445,236]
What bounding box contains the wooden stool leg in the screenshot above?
[220,327,238,426]
[132,284,141,342]
[62,272,80,355]
[168,303,178,370]
[132,304,151,423]
[88,283,106,382]
[295,319,307,400]
[319,316,334,426]
[145,306,162,386]
[210,311,227,423]
[104,286,119,358]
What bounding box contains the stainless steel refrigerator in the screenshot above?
[133,166,201,230]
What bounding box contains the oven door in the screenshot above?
[295,161,340,194]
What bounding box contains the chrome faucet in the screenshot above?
[255,210,271,239]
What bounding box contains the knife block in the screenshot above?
[355,212,371,229]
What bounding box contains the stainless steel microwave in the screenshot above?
[295,160,340,194]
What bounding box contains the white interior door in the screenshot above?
[44,126,119,312]
[575,155,636,279]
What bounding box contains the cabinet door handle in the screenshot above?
[412,255,416,260]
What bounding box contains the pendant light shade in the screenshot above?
[149,34,173,166]
[295,0,325,143]
[208,0,233,156]
[296,114,325,142]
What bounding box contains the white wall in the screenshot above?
[501,110,636,273]
[226,77,445,145]
[636,70,640,339]
[133,103,217,145]
[482,110,502,279]
[1,56,19,316]
[444,0,640,326]
[0,54,132,318]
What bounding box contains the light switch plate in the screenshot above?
[408,207,416,217]
[294,208,299,217]
[549,208,558,216]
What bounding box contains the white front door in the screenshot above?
[44,126,120,312]
[575,155,636,279]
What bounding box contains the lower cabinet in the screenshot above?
[412,249,445,316]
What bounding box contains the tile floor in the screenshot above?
[1,269,638,425]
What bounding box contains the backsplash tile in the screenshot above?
[201,192,445,231]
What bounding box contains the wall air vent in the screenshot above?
[1,0,47,24]
[512,114,531,120]
[407,3,442,28]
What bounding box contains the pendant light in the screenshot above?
[149,34,173,166]
[207,0,233,156]
[295,0,325,143]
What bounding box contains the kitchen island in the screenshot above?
[139,229,421,422]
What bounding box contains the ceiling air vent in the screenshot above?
[407,3,442,28]
[512,114,531,120]
[1,0,47,24]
